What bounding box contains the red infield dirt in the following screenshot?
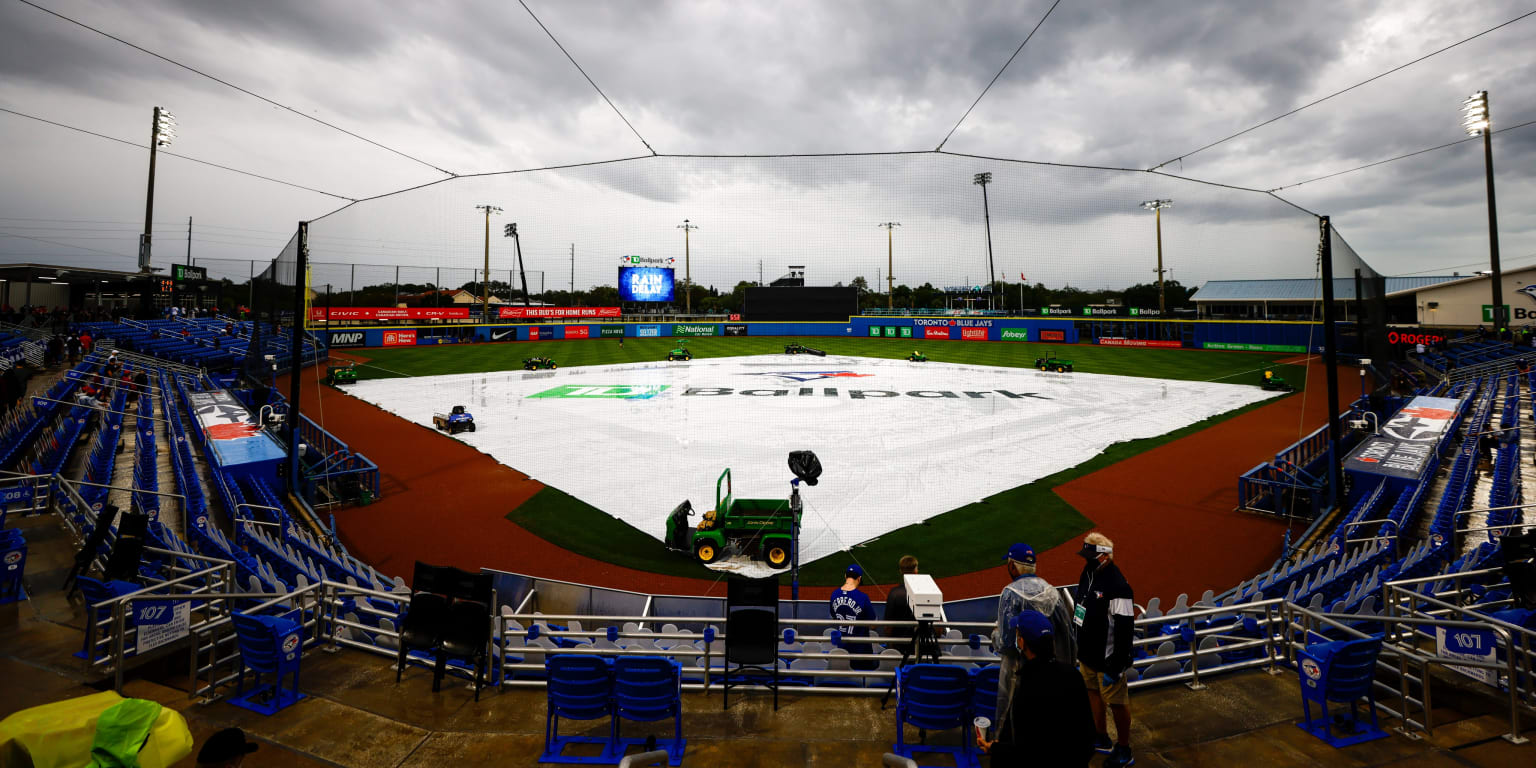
[282,357,1350,604]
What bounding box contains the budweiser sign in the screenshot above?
[498,307,622,319]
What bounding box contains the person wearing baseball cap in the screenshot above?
[976,610,1096,766]
[1074,531,1137,766]
[828,563,877,671]
[196,727,258,767]
[992,543,1077,740]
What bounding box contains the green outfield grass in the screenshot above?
[341,336,1305,586]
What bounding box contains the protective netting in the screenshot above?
[293,154,1355,305]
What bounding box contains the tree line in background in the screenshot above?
[212,276,1196,316]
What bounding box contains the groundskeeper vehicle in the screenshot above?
[522,356,558,370]
[667,344,693,361]
[325,362,358,386]
[906,350,928,362]
[666,451,822,571]
[432,405,475,434]
[1035,357,1074,372]
[1261,370,1294,392]
[784,342,826,357]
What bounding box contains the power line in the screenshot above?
[0,230,134,259]
[0,106,358,201]
[1267,117,1536,192]
[934,0,1064,151]
[1148,8,1536,171]
[516,0,656,156]
[16,0,457,177]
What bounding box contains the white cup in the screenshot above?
[973,716,991,740]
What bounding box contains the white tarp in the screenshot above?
[349,355,1278,562]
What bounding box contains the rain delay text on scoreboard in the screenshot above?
[619,267,675,303]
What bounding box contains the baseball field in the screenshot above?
[290,335,1324,604]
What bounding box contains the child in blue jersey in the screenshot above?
[829,564,878,670]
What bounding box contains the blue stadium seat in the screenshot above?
[543,654,616,764]
[1296,636,1386,747]
[613,656,685,765]
[229,610,307,716]
[893,664,978,768]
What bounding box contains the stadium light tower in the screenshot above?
[1140,199,1173,314]
[1462,91,1504,331]
[678,219,699,313]
[878,222,901,309]
[140,106,176,274]
[973,173,996,310]
[476,204,503,315]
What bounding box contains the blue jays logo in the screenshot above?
[1518,284,1536,304]
[745,370,874,383]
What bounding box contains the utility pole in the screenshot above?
[186,216,192,265]
[758,260,763,286]
[476,204,503,319]
[1462,92,1503,331]
[1140,199,1173,314]
[973,173,995,311]
[140,106,175,273]
[678,219,699,314]
[879,222,900,310]
[570,243,575,302]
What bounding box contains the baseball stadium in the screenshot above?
[2,2,1536,767]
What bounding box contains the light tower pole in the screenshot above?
[1462,91,1503,331]
[878,222,901,310]
[476,204,502,317]
[139,106,176,274]
[678,219,699,313]
[1140,199,1173,314]
[973,173,995,310]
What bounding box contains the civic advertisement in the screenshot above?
[923,326,951,340]
[382,330,417,347]
[1343,396,1462,480]
[1000,328,1029,342]
[1097,337,1182,348]
[497,306,621,319]
[960,327,988,340]
[309,307,469,320]
[672,324,718,337]
[327,330,367,348]
[599,325,627,338]
[618,267,676,302]
[636,325,661,337]
[564,325,591,339]
[724,324,748,336]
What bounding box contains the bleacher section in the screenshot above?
[71,316,324,373]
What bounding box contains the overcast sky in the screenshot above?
[2,0,1533,294]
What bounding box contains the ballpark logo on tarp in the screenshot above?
[621,255,676,265]
[745,371,874,383]
[529,385,671,400]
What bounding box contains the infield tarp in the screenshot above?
[347,356,1280,562]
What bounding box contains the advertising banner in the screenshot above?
[723,324,748,336]
[868,326,882,337]
[599,325,626,338]
[1128,308,1162,317]
[497,306,621,319]
[327,330,367,348]
[636,325,661,338]
[416,336,459,345]
[486,326,519,343]
[309,307,469,321]
[1000,328,1029,342]
[382,330,417,347]
[619,267,676,302]
[536,326,556,340]
[1039,330,1066,342]
[960,327,988,340]
[672,324,718,337]
[1037,307,1075,317]
[1203,342,1308,353]
[564,326,591,339]
[923,326,951,340]
[1098,337,1182,348]
[1383,329,1446,347]
[1343,396,1461,479]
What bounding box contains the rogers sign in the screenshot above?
[1386,330,1444,346]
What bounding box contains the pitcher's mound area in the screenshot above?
[347,355,1278,562]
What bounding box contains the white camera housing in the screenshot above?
[904,573,944,621]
